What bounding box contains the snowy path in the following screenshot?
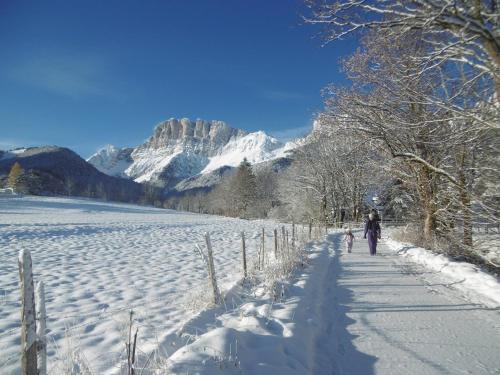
[320,232,500,374]
[168,231,500,374]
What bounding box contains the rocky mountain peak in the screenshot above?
[146,118,247,150]
[87,117,299,189]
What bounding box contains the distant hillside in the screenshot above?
[0,146,149,202]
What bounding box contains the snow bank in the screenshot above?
[386,238,500,308]
[165,237,335,374]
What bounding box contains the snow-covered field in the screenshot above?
[0,196,286,374]
[2,198,499,374]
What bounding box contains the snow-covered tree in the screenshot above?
[305,0,500,102]
[318,27,498,250]
[231,158,258,218]
[279,125,376,225]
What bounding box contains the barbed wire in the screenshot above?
[0,326,19,340]
[0,281,206,343]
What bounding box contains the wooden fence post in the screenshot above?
[292,221,295,250]
[241,231,247,278]
[18,249,37,375]
[204,233,220,304]
[126,310,138,375]
[274,229,278,259]
[309,220,312,240]
[35,281,46,375]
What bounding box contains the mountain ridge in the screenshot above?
[0,146,145,201]
[87,118,298,190]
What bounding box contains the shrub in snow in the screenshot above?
[50,331,93,375]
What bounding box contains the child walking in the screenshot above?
[343,228,355,253]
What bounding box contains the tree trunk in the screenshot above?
[321,194,327,226]
[418,166,437,248]
[460,192,473,247]
[457,148,473,247]
[423,208,436,247]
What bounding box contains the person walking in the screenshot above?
[364,212,381,255]
[343,228,355,253]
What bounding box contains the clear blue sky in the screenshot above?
[0,0,356,158]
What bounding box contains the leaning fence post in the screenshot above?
[35,281,46,375]
[241,231,247,278]
[18,249,37,375]
[204,232,220,304]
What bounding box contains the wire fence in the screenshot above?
[1,222,315,374]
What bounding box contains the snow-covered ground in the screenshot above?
[474,232,500,268]
[166,232,500,374]
[0,196,287,374]
[2,198,499,374]
[386,238,500,308]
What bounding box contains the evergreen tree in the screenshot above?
[8,162,23,190]
[232,158,257,217]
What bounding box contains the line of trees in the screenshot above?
[275,128,376,225]
[163,158,281,219]
[303,0,499,252]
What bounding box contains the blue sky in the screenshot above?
[0,0,356,158]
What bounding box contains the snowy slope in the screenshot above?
[86,144,133,177]
[0,148,28,161]
[201,131,284,174]
[125,148,185,183]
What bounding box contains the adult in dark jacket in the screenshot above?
[370,208,381,222]
[364,213,381,255]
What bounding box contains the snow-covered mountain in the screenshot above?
[87,118,297,189]
[86,145,134,178]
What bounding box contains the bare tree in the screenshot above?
[305,0,500,100]
[255,167,279,218]
[280,125,375,226]
[319,28,498,250]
